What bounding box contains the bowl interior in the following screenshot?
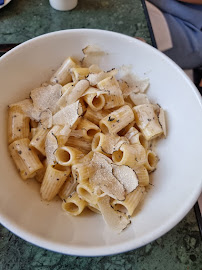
[0,29,202,256]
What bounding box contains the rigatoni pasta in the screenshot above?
[40,164,70,201]
[62,192,87,216]
[9,138,43,180]
[8,106,30,144]
[7,46,167,233]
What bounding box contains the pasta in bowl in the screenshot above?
[0,29,202,256]
[8,46,166,233]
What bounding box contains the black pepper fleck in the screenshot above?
[18,150,22,155]
[108,116,115,122]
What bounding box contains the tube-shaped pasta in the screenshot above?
[55,146,84,166]
[117,121,135,136]
[133,104,163,140]
[129,132,148,149]
[59,174,77,200]
[30,128,38,140]
[8,106,30,144]
[144,150,159,172]
[92,132,110,156]
[112,143,147,168]
[35,159,48,183]
[66,136,91,154]
[125,127,139,140]
[99,105,134,134]
[62,192,87,216]
[61,82,76,95]
[9,138,43,180]
[77,183,98,205]
[30,127,49,156]
[97,76,122,96]
[88,204,101,214]
[40,164,70,201]
[134,166,149,186]
[71,67,90,81]
[76,118,100,141]
[50,57,77,85]
[30,119,38,128]
[104,94,125,110]
[112,186,145,216]
[84,107,111,125]
[80,151,94,163]
[72,163,94,185]
[84,93,105,111]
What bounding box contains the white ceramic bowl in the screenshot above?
[0,29,202,256]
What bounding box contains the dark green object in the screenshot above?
[0,1,201,269]
[0,0,151,44]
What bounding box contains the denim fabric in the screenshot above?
[148,0,202,69]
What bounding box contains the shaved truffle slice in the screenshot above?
[91,152,112,167]
[158,108,167,137]
[98,196,130,233]
[9,99,41,121]
[40,109,52,129]
[52,100,83,128]
[87,69,118,86]
[119,65,149,95]
[57,80,89,108]
[130,93,150,106]
[89,64,102,74]
[90,153,125,201]
[118,80,130,96]
[45,126,59,165]
[112,165,139,194]
[82,45,106,67]
[30,84,62,113]
[97,134,128,155]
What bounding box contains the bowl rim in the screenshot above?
[0,28,202,257]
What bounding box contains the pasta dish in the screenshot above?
[8,46,166,232]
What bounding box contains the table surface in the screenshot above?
[0,1,201,269]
